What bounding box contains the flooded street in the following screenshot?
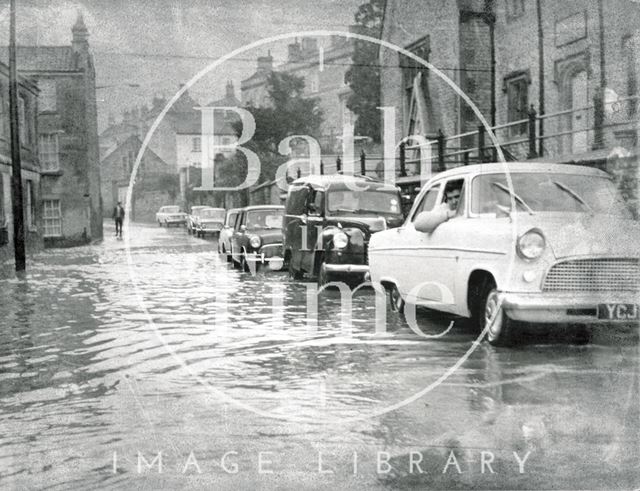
[1,222,639,489]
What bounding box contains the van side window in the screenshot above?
[411,184,441,221]
[286,186,309,215]
[308,190,324,216]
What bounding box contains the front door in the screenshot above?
[571,70,589,154]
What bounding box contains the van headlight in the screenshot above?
[249,235,261,248]
[333,231,349,249]
[517,229,545,260]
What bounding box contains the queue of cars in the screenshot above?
[157,162,639,346]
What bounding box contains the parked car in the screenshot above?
[186,205,209,234]
[368,162,640,346]
[283,174,404,286]
[155,205,186,227]
[193,207,226,238]
[218,208,241,262]
[231,205,285,271]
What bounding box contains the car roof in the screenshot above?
[428,162,611,180]
[201,207,225,211]
[191,205,208,209]
[239,205,285,211]
[291,173,398,191]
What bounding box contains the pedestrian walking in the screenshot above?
[112,201,125,238]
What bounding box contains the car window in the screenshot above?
[471,173,632,216]
[226,212,237,227]
[308,190,324,216]
[246,209,284,229]
[327,190,402,215]
[411,184,441,221]
[201,209,225,219]
[286,186,310,215]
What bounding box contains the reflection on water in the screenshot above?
[0,223,638,489]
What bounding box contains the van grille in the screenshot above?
[542,258,640,292]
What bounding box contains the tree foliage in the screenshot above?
[237,72,323,183]
[345,0,385,143]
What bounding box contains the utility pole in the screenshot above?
[9,0,25,272]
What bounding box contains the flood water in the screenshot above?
[1,222,639,489]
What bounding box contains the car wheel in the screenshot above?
[223,246,232,263]
[317,263,331,287]
[240,250,250,272]
[389,284,405,314]
[288,256,304,281]
[481,287,514,347]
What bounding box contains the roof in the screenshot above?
[239,205,285,211]
[207,93,242,107]
[291,173,399,191]
[0,46,80,72]
[173,113,237,135]
[429,162,611,180]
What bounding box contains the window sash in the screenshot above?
[43,199,61,237]
[39,134,60,171]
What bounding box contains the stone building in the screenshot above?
[240,36,355,153]
[0,62,42,263]
[100,134,174,220]
[380,0,640,173]
[3,12,103,247]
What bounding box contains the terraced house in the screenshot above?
[4,12,102,247]
[0,62,41,263]
[381,0,639,207]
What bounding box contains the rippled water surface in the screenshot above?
[1,223,639,489]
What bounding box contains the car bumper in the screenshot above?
[199,227,222,233]
[323,251,368,276]
[166,219,186,224]
[500,291,639,323]
[245,244,284,268]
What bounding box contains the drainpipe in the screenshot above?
[593,0,606,149]
[536,0,545,156]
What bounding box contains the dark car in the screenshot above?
[283,174,404,286]
[231,205,285,272]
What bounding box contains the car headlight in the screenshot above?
[249,235,261,248]
[333,231,349,249]
[517,229,545,260]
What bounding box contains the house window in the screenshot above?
[400,36,431,111]
[18,95,26,145]
[24,180,34,229]
[505,73,529,135]
[43,199,61,237]
[506,0,525,20]
[308,72,319,93]
[39,134,60,171]
[192,136,201,152]
[38,79,57,112]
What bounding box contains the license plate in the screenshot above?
[598,303,639,320]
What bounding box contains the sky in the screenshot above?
[0,0,363,130]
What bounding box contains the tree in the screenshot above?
[345,0,385,143]
[235,72,323,183]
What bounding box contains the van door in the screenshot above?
[304,189,325,275]
[284,185,310,272]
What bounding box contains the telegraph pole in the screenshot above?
[9,0,25,271]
